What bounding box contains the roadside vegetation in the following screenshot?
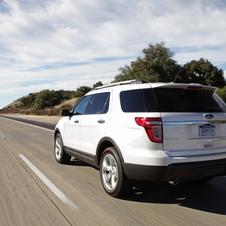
[1,42,226,115]
[113,42,225,88]
[1,83,102,115]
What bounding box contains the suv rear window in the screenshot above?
[153,88,226,113]
[120,89,159,112]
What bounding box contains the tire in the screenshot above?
[54,133,71,164]
[100,147,133,197]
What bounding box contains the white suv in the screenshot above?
[54,79,226,197]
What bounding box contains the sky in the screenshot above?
[0,0,226,109]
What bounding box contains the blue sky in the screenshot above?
[0,0,226,109]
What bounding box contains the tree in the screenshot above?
[21,93,36,108]
[141,42,180,82]
[93,81,103,88]
[113,42,225,88]
[113,42,180,83]
[76,86,91,95]
[183,58,225,87]
[34,90,62,109]
[129,57,159,82]
[215,86,226,103]
[113,65,132,82]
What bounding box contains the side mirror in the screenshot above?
[60,109,72,116]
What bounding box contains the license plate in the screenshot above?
[199,125,215,137]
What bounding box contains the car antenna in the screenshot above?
[172,68,181,83]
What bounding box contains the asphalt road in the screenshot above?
[1,115,226,225]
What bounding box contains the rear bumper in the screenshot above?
[122,158,226,181]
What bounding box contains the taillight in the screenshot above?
[135,117,163,143]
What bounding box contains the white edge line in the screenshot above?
[19,154,78,210]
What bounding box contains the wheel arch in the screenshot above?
[54,128,61,139]
[96,137,124,167]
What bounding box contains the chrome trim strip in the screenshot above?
[163,120,226,125]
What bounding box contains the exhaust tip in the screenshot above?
[169,179,179,186]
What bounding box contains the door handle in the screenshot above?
[74,120,79,123]
[97,119,105,124]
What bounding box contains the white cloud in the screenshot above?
[0,0,226,108]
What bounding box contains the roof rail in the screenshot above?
[93,79,147,90]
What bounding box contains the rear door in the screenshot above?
[153,85,226,157]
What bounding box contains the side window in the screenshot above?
[87,92,110,114]
[72,95,93,115]
[120,89,158,112]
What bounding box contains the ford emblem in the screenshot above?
[203,113,214,119]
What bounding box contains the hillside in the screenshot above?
[1,90,81,116]
[3,96,79,110]
[0,83,103,115]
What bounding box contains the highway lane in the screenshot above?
[1,116,226,225]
